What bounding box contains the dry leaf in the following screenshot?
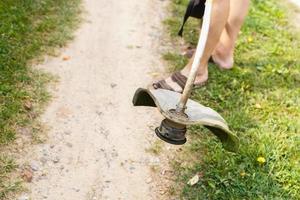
[24,101,32,111]
[21,169,33,182]
[62,56,71,61]
[187,174,199,186]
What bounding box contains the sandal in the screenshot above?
[153,71,207,93]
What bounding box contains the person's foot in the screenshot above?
[211,44,234,69]
[153,67,208,93]
[183,46,234,70]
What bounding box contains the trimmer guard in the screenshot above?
[133,88,239,152]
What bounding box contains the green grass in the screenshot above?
[0,0,81,198]
[0,156,20,198]
[164,0,300,199]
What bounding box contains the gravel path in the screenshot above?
[21,0,168,199]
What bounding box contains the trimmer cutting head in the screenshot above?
[133,88,239,152]
[155,118,187,145]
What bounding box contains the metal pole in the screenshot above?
[176,0,213,113]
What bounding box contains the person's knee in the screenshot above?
[230,15,246,27]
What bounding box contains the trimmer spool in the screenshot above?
[155,109,187,145]
[156,120,187,146]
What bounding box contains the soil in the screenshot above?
[18,0,179,199]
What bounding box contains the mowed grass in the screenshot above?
[0,0,80,198]
[164,0,300,199]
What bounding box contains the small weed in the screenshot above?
[146,140,164,155]
[0,156,20,199]
[150,165,160,173]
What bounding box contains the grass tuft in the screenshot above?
[164,0,300,199]
[0,156,20,199]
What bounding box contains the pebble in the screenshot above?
[96,111,103,116]
[110,83,117,88]
[146,177,152,184]
[111,151,118,158]
[66,142,73,148]
[18,194,29,200]
[42,149,49,156]
[30,161,40,171]
[52,157,60,164]
[160,189,166,195]
[64,131,71,135]
[40,156,48,164]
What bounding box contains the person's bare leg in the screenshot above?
[154,0,230,92]
[212,0,250,69]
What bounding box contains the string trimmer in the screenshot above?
[133,0,239,152]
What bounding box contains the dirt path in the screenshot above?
[21,0,169,199]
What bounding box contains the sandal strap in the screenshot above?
[153,80,175,91]
[171,72,188,89]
